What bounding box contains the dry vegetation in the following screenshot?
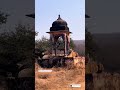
[35,63,85,90]
[92,72,120,90]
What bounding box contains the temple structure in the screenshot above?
[47,15,72,56]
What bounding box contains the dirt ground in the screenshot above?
[35,63,85,90]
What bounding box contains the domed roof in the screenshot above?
[52,15,67,26]
[50,15,69,31]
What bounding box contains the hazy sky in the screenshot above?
[86,0,120,34]
[35,0,85,40]
[0,0,34,32]
[1,0,120,38]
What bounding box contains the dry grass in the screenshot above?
[35,63,85,90]
[92,72,120,90]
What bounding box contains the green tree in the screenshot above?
[0,24,35,68]
[35,36,51,57]
[35,36,50,51]
[35,37,75,57]
[85,29,98,60]
[70,38,75,49]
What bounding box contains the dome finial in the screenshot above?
[58,14,61,19]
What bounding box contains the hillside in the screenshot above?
[92,33,120,72]
[73,40,85,56]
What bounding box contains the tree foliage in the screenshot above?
[35,36,51,58]
[36,36,50,51]
[0,24,35,65]
[85,29,98,59]
[70,38,75,49]
[35,37,75,57]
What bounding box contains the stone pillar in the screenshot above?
[55,41,57,56]
[64,33,67,56]
[50,34,54,55]
[67,34,70,54]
